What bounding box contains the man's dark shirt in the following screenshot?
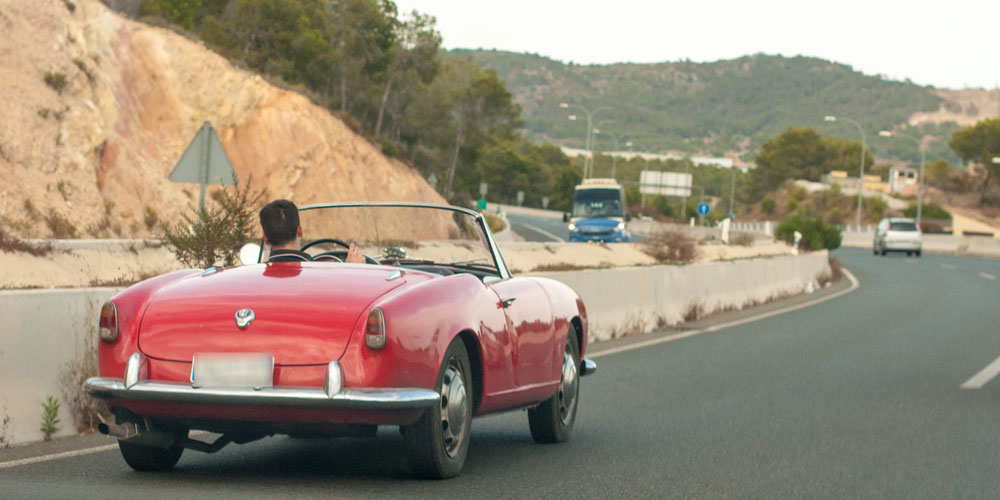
[268,249,312,263]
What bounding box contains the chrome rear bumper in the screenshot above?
[84,353,439,410]
[84,378,440,410]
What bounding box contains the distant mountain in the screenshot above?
[451,49,968,164]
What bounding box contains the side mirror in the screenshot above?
[239,243,262,265]
[562,213,569,223]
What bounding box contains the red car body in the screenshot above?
[86,203,595,478]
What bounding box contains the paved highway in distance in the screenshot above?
[3,249,999,498]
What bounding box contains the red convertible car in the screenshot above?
[85,202,595,478]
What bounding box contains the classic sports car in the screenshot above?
[85,202,595,478]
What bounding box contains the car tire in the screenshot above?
[402,338,473,479]
[118,434,186,471]
[880,248,887,256]
[528,332,580,444]
[916,250,922,257]
[907,251,913,256]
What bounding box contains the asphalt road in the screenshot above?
[3,249,1000,498]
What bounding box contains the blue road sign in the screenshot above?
[697,202,710,216]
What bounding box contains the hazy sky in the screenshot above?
[392,0,999,90]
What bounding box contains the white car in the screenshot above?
[873,217,922,257]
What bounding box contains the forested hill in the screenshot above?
[452,49,950,160]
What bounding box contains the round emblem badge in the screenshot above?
[234,308,255,330]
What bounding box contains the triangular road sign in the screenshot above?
[169,121,236,185]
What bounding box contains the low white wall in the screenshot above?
[0,288,119,446]
[0,252,829,446]
[537,252,831,341]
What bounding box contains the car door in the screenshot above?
[487,277,555,387]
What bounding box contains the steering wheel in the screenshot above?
[300,238,378,265]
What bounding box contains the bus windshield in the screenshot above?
[572,188,624,218]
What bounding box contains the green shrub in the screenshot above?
[45,209,78,239]
[44,72,67,94]
[867,196,886,220]
[791,185,808,201]
[40,396,60,441]
[786,198,799,212]
[161,176,264,268]
[775,214,842,251]
[903,203,950,220]
[826,207,842,224]
[761,195,776,214]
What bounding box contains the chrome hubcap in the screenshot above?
[440,361,468,457]
[558,345,579,425]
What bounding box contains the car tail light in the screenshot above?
[98,302,118,342]
[365,307,386,349]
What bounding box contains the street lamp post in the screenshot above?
[879,130,928,226]
[560,103,611,179]
[825,115,867,228]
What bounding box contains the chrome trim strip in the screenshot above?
[324,361,342,397]
[84,377,439,410]
[297,201,479,217]
[580,358,597,377]
[124,353,146,389]
[385,270,403,281]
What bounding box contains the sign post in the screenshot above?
[169,121,237,218]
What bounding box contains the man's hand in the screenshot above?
[345,243,365,264]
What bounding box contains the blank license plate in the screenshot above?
[191,353,274,388]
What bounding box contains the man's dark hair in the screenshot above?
[259,200,300,247]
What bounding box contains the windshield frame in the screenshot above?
[292,202,511,280]
[571,188,625,219]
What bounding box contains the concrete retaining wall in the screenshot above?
[0,288,119,446]
[0,252,829,446]
[536,251,831,342]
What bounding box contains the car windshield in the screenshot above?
[263,204,500,275]
[889,221,918,231]
[572,188,624,218]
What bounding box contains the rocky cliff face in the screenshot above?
[0,0,443,238]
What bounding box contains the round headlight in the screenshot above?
[568,223,577,231]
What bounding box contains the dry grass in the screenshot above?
[0,229,53,256]
[59,305,109,433]
[730,231,755,246]
[532,262,588,272]
[88,271,160,288]
[642,231,698,263]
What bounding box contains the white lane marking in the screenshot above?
[517,222,565,242]
[0,444,117,469]
[941,264,956,270]
[961,355,1000,389]
[980,272,996,281]
[590,268,860,359]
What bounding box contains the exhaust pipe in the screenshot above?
[98,421,144,440]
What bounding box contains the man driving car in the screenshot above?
[259,199,364,263]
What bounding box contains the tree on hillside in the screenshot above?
[436,58,521,198]
[949,118,1000,205]
[749,127,873,202]
[324,0,397,114]
[373,10,440,137]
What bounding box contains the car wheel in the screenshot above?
[403,338,473,479]
[118,433,186,471]
[916,250,922,257]
[528,331,580,444]
[880,248,887,256]
[907,251,913,256]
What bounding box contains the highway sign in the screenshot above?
[639,171,692,197]
[479,183,488,196]
[697,202,710,216]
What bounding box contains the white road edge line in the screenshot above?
[979,272,996,281]
[961,355,1000,389]
[518,222,565,242]
[590,268,860,360]
[0,444,118,470]
[0,431,214,469]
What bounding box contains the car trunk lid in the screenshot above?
[137,263,413,365]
